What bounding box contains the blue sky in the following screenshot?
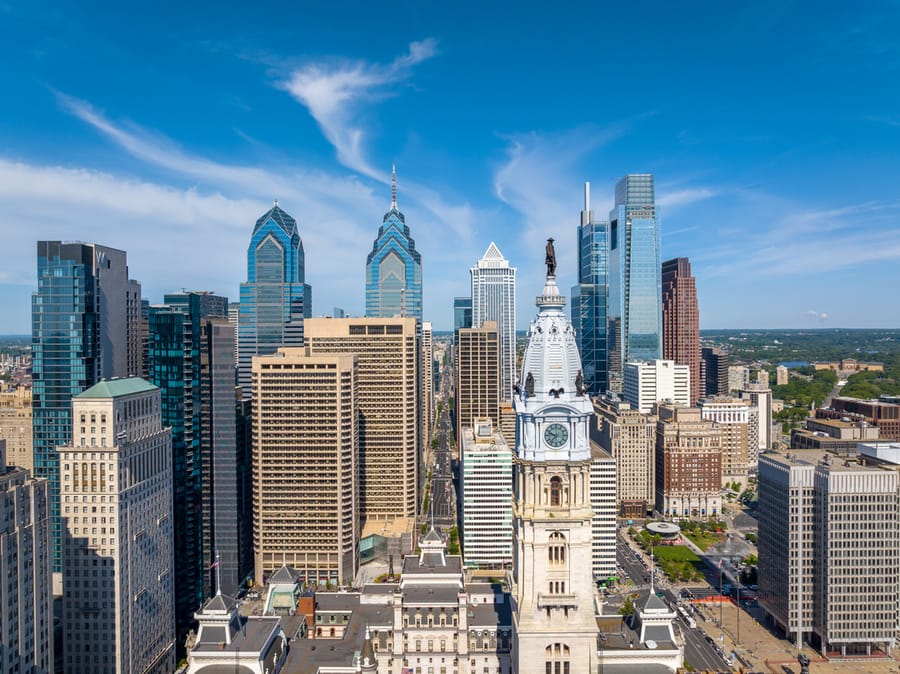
[1,1,899,333]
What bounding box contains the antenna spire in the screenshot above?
[650,547,654,594]
[391,164,397,210]
[214,549,222,596]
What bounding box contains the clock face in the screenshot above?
[544,423,568,448]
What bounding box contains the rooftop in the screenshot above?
[76,377,157,399]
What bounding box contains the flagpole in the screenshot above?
[215,549,221,597]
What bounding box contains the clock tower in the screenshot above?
[511,240,599,673]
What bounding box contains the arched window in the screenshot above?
[550,477,562,506]
[548,532,566,567]
[545,643,570,674]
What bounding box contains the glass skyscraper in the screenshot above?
[607,174,662,392]
[365,167,423,321]
[453,296,472,344]
[32,241,140,572]
[148,292,251,646]
[571,182,609,395]
[238,202,311,394]
[471,242,516,401]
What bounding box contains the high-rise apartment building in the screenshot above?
[149,292,251,639]
[661,257,700,404]
[456,321,500,446]
[728,365,750,393]
[607,174,662,392]
[0,385,32,471]
[227,302,240,368]
[623,359,690,414]
[511,258,599,672]
[238,203,312,394]
[698,397,751,488]
[654,404,722,517]
[460,419,512,568]
[471,242,516,401]
[421,321,434,456]
[742,382,773,456]
[0,439,53,674]
[590,445,617,581]
[592,396,657,517]
[305,317,418,520]
[453,296,472,344]
[251,348,358,585]
[365,167,423,322]
[60,378,175,674]
[776,365,789,386]
[759,450,899,656]
[571,182,609,395]
[33,241,142,575]
[701,347,729,397]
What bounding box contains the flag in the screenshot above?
[210,560,219,569]
[718,558,723,570]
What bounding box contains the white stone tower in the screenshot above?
[511,240,599,673]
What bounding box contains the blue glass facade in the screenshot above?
[453,296,472,343]
[365,170,422,321]
[571,186,609,395]
[607,175,662,392]
[238,204,311,393]
[32,241,134,571]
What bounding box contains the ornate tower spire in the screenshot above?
[391,164,397,210]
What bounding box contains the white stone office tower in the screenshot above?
[59,379,175,674]
[471,242,517,402]
[623,359,690,414]
[251,348,358,586]
[461,419,513,567]
[511,247,599,673]
[759,450,899,656]
[0,439,53,674]
[590,447,617,581]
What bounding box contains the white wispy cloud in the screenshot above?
[657,187,716,209]
[280,39,438,180]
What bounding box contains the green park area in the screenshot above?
[631,528,705,582]
[677,519,727,551]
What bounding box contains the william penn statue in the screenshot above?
[545,238,556,277]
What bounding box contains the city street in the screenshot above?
[428,365,457,527]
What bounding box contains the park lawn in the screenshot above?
[652,545,704,582]
[684,530,724,551]
[653,545,700,564]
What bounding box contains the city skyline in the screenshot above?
[1,3,900,332]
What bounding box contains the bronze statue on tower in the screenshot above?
[545,238,556,277]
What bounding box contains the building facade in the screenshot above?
[365,167,423,322]
[461,419,513,568]
[453,296,472,344]
[759,450,899,656]
[607,174,662,392]
[33,241,142,576]
[304,317,418,521]
[742,382,773,456]
[623,359,690,414]
[60,378,175,674]
[590,445,617,581]
[0,440,53,674]
[698,397,751,488]
[661,257,700,405]
[654,404,722,517]
[511,258,599,673]
[456,321,500,446]
[592,396,657,517]
[471,242,517,402]
[148,292,251,639]
[238,204,312,394]
[0,385,32,471]
[571,182,609,395]
[251,348,358,586]
[701,347,729,398]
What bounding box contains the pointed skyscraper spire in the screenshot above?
[391,163,397,210]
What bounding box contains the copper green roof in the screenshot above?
[76,378,157,399]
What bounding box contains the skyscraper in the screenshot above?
[456,321,500,446]
[512,249,600,672]
[471,242,516,401]
[623,359,690,414]
[252,348,358,585]
[365,166,423,321]
[607,174,662,392]
[701,346,729,397]
[453,296,472,344]
[32,241,142,576]
[661,257,700,404]
[238,203,312,394]
[571,182,609,395]
[304,317,418,520]
[0,440,53,674]
[148,292,251,642]
[60,378,175,674]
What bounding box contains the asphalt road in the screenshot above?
[429,369,457,527]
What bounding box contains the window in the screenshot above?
[550,477,561,506]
